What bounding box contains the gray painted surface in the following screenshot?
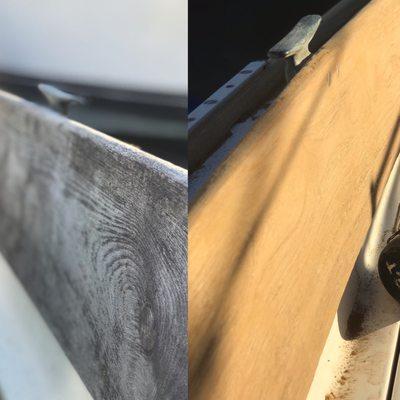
[0,90,187,400]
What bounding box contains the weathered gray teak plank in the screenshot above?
[0,90,187,400]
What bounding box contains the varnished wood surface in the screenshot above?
[189,0,400,398]
[0,90,187,400]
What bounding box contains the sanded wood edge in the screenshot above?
[189,0,400,398]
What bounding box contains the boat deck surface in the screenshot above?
[0,252,92,400]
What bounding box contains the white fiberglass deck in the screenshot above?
[0,0,187,94]
[0,252,92,400]
[307,152,400,399]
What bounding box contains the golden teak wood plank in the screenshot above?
[189,0,400,398]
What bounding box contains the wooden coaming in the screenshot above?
[189,0,400,398]
[0,91,187,400]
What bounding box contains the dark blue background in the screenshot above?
[189,0,339,111]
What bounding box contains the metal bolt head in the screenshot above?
[378,234,400,302]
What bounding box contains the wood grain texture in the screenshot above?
[189,0,400,398]
[0,90,187,400]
